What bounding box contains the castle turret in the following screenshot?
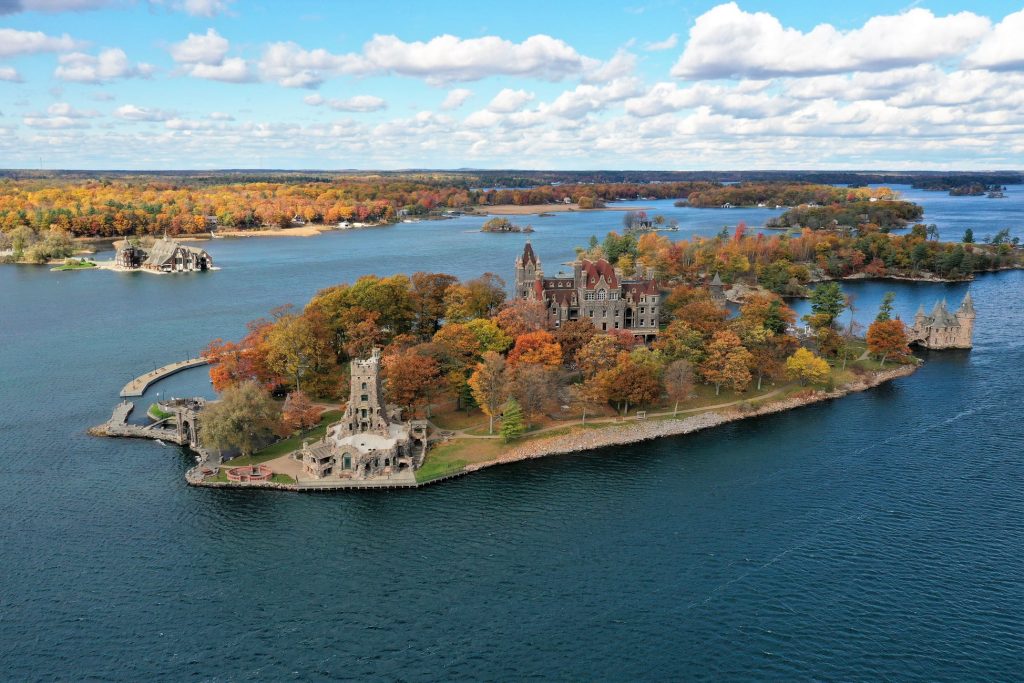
[955,291,975,348]
[338,348,390,436]
[515,240,541,299]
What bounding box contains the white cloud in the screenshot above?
[22,115,90,128]
[548,78,643,118]
[644,34,677,51]
[672,3,991,79]
[360,33,590,84]
[965,8,1024,71]
[170,28,228,64]
[208,111,233,120]
[487,88,534,113]
[260,33,593,88]
[0,28,79,58]
[114,104,174,121]
[169,29,252,82]
[0,66,22,82]
[582,48,636,83]
[54,48,154,83]
[304,94,387,112]
[180,0,232,17]
[46,102,98,117]
[1,0,118,14]
[259,41,358,88]
[440,88,472,110]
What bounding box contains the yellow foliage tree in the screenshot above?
[785,347,831,386]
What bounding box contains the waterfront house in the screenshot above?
[115,237,213,273]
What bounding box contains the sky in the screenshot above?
[1,0,1024,170]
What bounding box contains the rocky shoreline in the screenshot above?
[465,364,919,474]
[187,363,918,492]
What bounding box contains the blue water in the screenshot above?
[0,190,1021,680]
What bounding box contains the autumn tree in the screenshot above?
[281,390,320,432]
[575,333,629,378]
[653,320,705,364]
[785,348,831,386]
[199,381,281,464]
[553,319,596,365]
[467,352,507,434]
[663,359,694,416]
[866,319,910,366]
[593,350,663,415]
[493,298,549,337]
[382,346,440,417]
[444,272,506,321]
[410,271,458,337]
[506,330,563,369]
[699,330,753,395]
[508,363,558,428]
[263,311,336,395]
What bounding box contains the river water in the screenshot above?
[0,187,1021,680]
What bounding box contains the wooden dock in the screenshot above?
[120,357,210,397]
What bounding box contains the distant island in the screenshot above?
[480,217,534,233]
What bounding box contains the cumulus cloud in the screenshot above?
[260,33,594,88]
[0,28,80,58]
[169,29,252,82]
[440,88,472,110]
[208,111,233,120]
[487,88,534,113]
[0,66,22,82]
[304,94,387,112]
[965,8,1024,71]
[582,48,636,83]
[179,0,232,17]
[643,33,677,51]
[114,104,174,121]
[548,78,643,118]
[672,3,991,79]
[258,41,359,88]
[54,48,154,83]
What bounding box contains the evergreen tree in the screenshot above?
[500,398,526,443]
[963,228,974,243]
[810,281,845,326]
[876,292,896,322]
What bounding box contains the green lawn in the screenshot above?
[51,260,97,271]
[222,409,342,467]
[148,403,174,420]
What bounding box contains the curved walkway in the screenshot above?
[433,387,786,440]
[120,357,210,397]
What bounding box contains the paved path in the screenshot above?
[120,357,210,397]
[435,387,786,440]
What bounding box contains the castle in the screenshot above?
[299,349,428,480]
[513,241,662,340]
[909,293,974,349]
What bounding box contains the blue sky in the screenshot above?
[1,0,1023,169]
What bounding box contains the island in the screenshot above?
[90,227,1001,491]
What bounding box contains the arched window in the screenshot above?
[597,290,607,300]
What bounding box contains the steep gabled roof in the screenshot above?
[522,240,538,267]
[580,258,618,289]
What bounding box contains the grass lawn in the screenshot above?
[222,409,342,467]
[429,408,488,431]
[148,403,174,420]
[50,260,97,271]
[416,438,506,482]
[204,470,295,485]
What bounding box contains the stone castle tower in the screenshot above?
[910,292,975,349]
[338,347,390,436]
[514,240,542,299]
